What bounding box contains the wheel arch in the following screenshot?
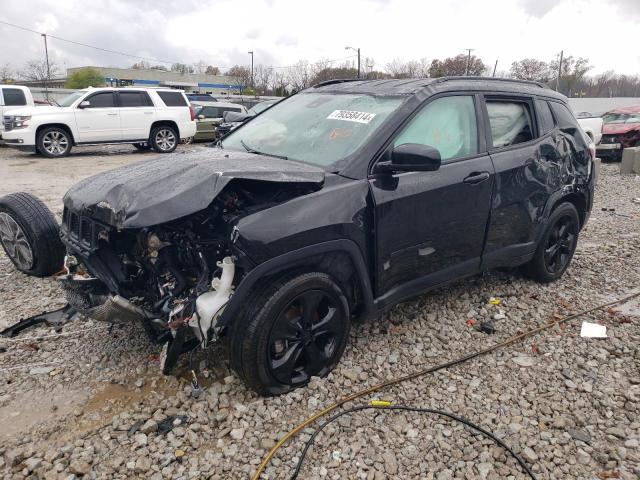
[217,239,375,330]
[550,191,587,228]
[36,123,76,145]
[150,120,180,139]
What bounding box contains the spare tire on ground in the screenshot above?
[0,192,65,277]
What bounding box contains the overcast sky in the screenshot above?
[1,0,639,76]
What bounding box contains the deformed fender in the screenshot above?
[216,239,376,329]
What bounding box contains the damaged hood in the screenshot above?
[602,122,640,135]
[63,147,325,228]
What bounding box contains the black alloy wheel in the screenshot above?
[229,272,350,396]
[523,202,579,283]
[543,215,576,275]
[267,289,344,385]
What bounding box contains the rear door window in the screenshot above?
[86,92,116,108]
[393,95,479,163]
[486,100,534,148]
[158,91,188,107]
[2,88,27,106]
[119,91,151,107]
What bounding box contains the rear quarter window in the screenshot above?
[157,91,188,107]
[535,100,555,135]
[2,88,27,106]
[549,101,588,146]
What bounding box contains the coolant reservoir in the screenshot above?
[192,256,235,345]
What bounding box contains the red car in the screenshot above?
[597,105,640,161]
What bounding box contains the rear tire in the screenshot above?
[0,192,65,277]
[150,125,178,153]
[228,272,350,396]
[37,127,72,158]
[522,202,579,283]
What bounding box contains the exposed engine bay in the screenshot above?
[58,180,317,373]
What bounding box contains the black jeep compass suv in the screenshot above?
[1,77,594,395]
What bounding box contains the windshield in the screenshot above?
[58,90,87,107]
[249,100,277,115]
[602,113,640,124]
[222,93,403,167]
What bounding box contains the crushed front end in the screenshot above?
[58,193,245,372]
[55,150,325,373]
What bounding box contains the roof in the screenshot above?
[311,77,565,100]
[605,104,640,114]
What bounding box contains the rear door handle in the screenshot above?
[463,171,491,184]
[107,113,118,116]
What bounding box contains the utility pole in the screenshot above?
[464,48,474,76]
[492,60,498,77]
[247,51,254,90]
[555,50,564,93]
[345,46,361,78]
[41,33,51,101]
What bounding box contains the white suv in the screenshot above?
[1,87,197,158]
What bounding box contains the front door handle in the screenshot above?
[463,171,491,184]
[107,113,118,116]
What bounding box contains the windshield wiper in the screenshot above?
[240,139,288,160]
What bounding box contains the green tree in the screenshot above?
[65,68,105,88]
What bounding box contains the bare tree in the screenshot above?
[272,70,289,96]
[287,60,312,92]
[19,59,60,82]
[254,64,274,95]
[131,61,168,71]
[0,63,14,82]
[171,63,194,74]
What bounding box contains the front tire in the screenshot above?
[0,192,65,277]
[37,127,72,158]
[229,272,351,396]
[150,125,178,153]
[522,202,579,283]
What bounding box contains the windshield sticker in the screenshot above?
[327,110,376,124]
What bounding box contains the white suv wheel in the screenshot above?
[155,128,176,151]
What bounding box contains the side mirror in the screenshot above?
[375,143,441,173]
[78,100,91,109]
[197,114,205,120]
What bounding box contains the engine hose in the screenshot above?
[250,290,640,480]
[290,403,537,480]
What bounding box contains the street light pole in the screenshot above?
[345,46,361,79]
[555,50,564,93]
[247,51,254,90]
[464,48,474,76]
[41,33,51,100]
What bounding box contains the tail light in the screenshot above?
[189,105,196,121]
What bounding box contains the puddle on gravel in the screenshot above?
[0,386,88,441]
[0,376,180,443]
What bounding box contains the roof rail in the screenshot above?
[313,78,363,88]
[430,76,549,89]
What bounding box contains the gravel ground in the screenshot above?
[0,145,639,480]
